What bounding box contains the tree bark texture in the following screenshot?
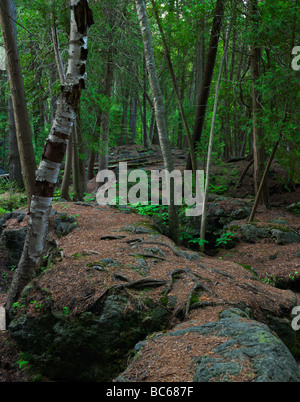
[250,0,269,208]
[135,0,179,243]
[8,96,23,188]
[186,0,224,171]
[98,46,114,174]
[199,9,234,251]
[0,0,36,206]
[6,0,94,313]
[151,0,197,177]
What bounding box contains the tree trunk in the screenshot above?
[194,18,205,105]
[98,47,114,175]
[199,10,234,251]
[77,109,87,195]
[186,0,224,171]
[72,122,81,199]
[121,88,129,145]
[135,0,179,243]
[51,13,73,201]
[151,0,197,176]
[143,55,147,147]
[60,129,73,201]
[248,133,282,223]
[250,0,270,208]
[6,0,94,313]
[51,15,65,85]
[129,96,137,145]
[0,0,36,207]
[8,96,23,188]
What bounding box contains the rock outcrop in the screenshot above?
[117,308,300,382]
[4,202,300,382]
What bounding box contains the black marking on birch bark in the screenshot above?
[62,84,82,110]
[74,0,94,35]
[81,47,88,60]
[79,78,85,90]
[42,140,67,164]
[52,129,69,141]
[35,181,55,198]
[79,64,86,76]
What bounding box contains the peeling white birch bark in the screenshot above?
[6,0,93,312]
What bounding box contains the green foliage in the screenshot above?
[30,300,43,312]
[132,203,169,224]
[15,353,31,371]
[188,237,209,247]
[215,231,236,248]
[63,306,70,316]
[289,271,299,281]
[0,0,297,209]
[0,189,27,211]
[0,206,9,216]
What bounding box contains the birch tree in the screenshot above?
[135,0,179,243]
[6,0,94,313]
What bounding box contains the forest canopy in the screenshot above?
[0,0,298,187]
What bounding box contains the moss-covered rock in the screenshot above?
[117,308,300,382]
[239,223,300,244]
[8,290,171,381]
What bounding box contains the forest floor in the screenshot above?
[0,145,299,382]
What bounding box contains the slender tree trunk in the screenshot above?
[195,18,205,104]
[51,16,65,85]
[76,109,87,195]
[72,110,86,200]
[0,0,36,207]
[250,0,269,208]
[121,88,129,145]
[0,69,7,170]
[143,55,148,148]
[129,96,137,144]
[98,47,114,175]
[0,11,14,177]
[151,0,197,177]
[72,120,81,199]
[199,9,234,251]
[87,113,101,181]
[8,96,23,188]
[248,133,282,223]
[6,0,94,313]
[60,129,73,200]
[135,0,179,243]
[186,0,224,171]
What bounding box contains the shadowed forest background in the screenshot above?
[0,0,299,201]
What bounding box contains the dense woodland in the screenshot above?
[0,0,299,310]
[0,0,300,383]
[0,0,299,183]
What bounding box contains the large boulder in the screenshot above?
[116,308,300,382]
[239,223,300,245]
[1,227,27,267]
